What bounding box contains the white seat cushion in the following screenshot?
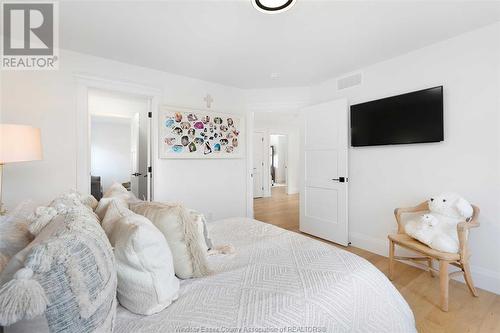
[102,200,179,315]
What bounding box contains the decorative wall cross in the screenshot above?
[204,94,214,109]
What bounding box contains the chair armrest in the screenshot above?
[394,201,429,234]
[457,221,478,257]
[457,205,480,257]
[457,218,480,232]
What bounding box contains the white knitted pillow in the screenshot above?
[102,201,179,315]
[49,191,96,215]
[130,202,210,279]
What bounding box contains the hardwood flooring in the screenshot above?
[253,187,500,333]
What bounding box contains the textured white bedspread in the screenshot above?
[115,218,416,333]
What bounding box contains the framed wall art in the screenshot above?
[159,106,245,159]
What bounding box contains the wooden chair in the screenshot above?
[388,202,480,311]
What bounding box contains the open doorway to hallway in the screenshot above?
[89,88,151,201]
[252,112,300,231]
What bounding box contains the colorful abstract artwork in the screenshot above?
[159,107,244,159]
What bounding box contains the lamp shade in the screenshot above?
[0,124,43,164]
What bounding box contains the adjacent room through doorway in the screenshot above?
[252,112,300,231]
[89,88,151,201]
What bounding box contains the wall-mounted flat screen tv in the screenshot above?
[350,86,443,147]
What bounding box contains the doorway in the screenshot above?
[89,88,151,200]
[252,112,300,231]
[250,100,349,245]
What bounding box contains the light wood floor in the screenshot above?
[254,187,500,333]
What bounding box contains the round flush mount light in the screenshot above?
[252,0,297,14]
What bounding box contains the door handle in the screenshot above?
[131,172,142,177]
[332,177,347,183]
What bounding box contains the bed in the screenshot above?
[115,218,416,332]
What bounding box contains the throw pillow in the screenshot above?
[130,201,210,279]
[0,207,117,332]
[0,203,35,273]
[95,183,132,221]
[102,200,179,315]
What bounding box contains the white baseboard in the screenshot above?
[349,232,500,295]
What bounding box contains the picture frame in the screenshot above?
[159,106,245,159]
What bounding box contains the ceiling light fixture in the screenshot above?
[252,0,297,14]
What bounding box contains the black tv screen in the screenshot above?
[350,86,443,147]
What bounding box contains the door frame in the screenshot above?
[76,74,161,200]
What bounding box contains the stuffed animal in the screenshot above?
[407,214,438,245]
[405,193,473,253]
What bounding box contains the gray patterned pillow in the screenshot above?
[0,205,117,332]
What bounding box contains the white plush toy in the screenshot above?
[405,193,473,253]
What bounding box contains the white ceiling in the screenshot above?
[60,1,500,89]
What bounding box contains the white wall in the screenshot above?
[91,117,132,191]
[1,49,247,221]
[254,112,300,195]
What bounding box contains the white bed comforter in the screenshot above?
[115,218,416,333]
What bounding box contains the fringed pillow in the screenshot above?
[0,202,36,273]
[0,206,117,332]
[188,209,213,251]
[130,202,210,279]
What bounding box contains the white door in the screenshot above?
[300,99,349,246]
[253,132,265,198]
[130,113,140,197]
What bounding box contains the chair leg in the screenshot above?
[462,262,478,297]
[439,260,450,312]
[427,257,435,277]
[388,239,395,281]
